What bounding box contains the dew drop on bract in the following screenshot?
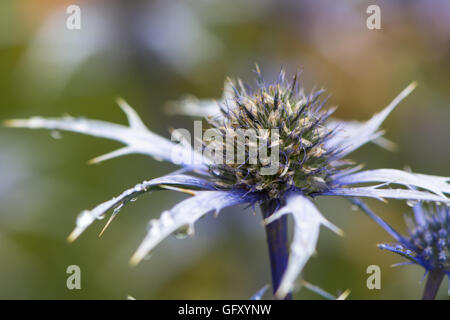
[173,224,194,239]
[351,205,358,211]
[143,252,153,261]
[147,219,161,235]
[50,131,62,139]
[160,211,174,227]
[406,200,418,207]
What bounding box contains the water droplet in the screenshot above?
[144,253,153,261]
[160,211,174,227]
[351,205,358,211]
[147,219,160,235]
[50,131,62,139]
[173,223,194,239]
[130,198,137,202]
[406,200,418,207]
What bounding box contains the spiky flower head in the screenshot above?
[379,203,450,273]
[7,64,450,299]
[206,66,343,199]
[379,203,449,273]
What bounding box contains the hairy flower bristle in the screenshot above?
[204,67,346,199]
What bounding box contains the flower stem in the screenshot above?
[261,200,292,300]
[422,269,445,300]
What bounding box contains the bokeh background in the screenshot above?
[0,0,449,299]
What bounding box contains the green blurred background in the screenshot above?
[0,0,449,299]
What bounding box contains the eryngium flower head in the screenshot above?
[6,66,450,299]
[206,67,341,199]
[378,203,449,273]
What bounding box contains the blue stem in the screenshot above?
[422,269,445,300]
[261,200,292,300]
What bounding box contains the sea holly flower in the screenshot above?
[351,198,449,299]
[5,67,450,299]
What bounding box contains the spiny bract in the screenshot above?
[205,67,346,199]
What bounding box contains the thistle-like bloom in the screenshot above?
[353,198,449,299]
[6,67,450,299]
